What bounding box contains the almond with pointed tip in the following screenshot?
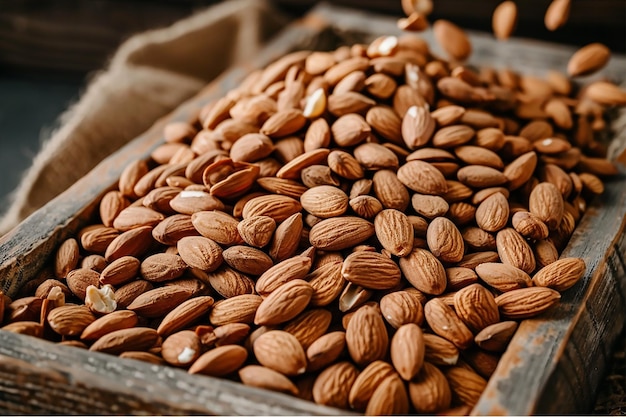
[253,330,307,376]
[312,361,360,409]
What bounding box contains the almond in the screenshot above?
[529,182,564,230]
[374,209,414,257]
[532,257,586,291]
[54,238,80,279]
[307,260,346,307]
[114,280,153,309]
[189,345,248,376]
[191,210,242,246]
[397,160,448,195]
[152,214,199,246]
[253,330,307,376]
[236,215,276,248]
[256,256,312,296]
[90,327,159,355]
[161,330,201,367]
[331,113,371,147]
[222,245,274,275]
[254,279,313,326]
[300,186,349,219]
[399,248,447,295]
[126,286,192,318]
[207,266,255,298]
[242,194,303,222]
[157,296,214,336]
[424,333,460,366]
[492,1,518,40]
[177,236,223,272]
[372,169,410,211]
[341,251,402,290]
[209,294,262,326]
[348,360,396,411]
[47,305,96,336]
[345,305,388,366]
[309,216,375,251]
[365,373,410,415]
[433,19,472,61]
[475,262,533,292]
[140,253,187,282]
[409,362,452,414]
[104,225,155,262]
[474,320,519,352]
[453,283,500,332]
[424,298,473,349]
[283,309,332,350]
[99,256,140,286]
[426,217,465,263]
[312,361,359,409]
[81,310,139,341]
[66,268,101,301]
[391,323,425,381]
[306,331,346,372]
[495,286,561,319]
[445,365,487,406]
[496,228,537,274]
[238,365,299,396]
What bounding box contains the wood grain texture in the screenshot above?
[0,3,625,415]
[0,333,350,415]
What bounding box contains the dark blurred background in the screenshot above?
[0,0,624,208]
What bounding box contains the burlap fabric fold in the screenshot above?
[0,0,287,236]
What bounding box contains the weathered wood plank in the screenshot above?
[0,3,625,415]
[0,334,351,415]
[472,173,626,415]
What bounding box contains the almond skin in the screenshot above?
[81,310,139,341]
[309,216,375,251]
[312,361,360,409]
[254,279,313,326]
[189,345,248,377]
[426,217,465,263]
[348,360,396,412]
[341,251,402,290]
[492,0,518,40]
[409,362,452,414]
[306,331,347,372]
[399,248,447,295]
[391,323,425,381]
[365,373,410,416]
[495,286,561,319]
[345,305,389,367]
[239,365,299,396]
[532,257,586,291]
[374,209,414,257]
[424,298,474,350]
[89,327,159,355]
[253,330,307,376]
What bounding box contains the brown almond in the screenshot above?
[495,286,561,319]
[253,330,307,376]
[532,257,586,291]
[222,245,274,276]
[397,160,448,195]
[341,251,402,290]
[391,323,425,381]
[427,217,465,263]
[307,260,346,307]
[300,186,349,219]
[47,305,96,336]
[433,19,472,61]
[346,305,388,366]
[189,345,248,376]
[81,310,139,341]
[374,209,414,257]
[140,253,187,283]
[424,298,474,349]
[409,362,452,414]
[91,327,158,356]
[239,365,299,396]
[348,361,395,411]
[54,238,80,279]
[492,1,518,40]
[157,296,214,337]
[529,182,564,230]
[209,294,262,326]
[105,225,154,262]
[207,266,255,298]
[126,286,192,318]
[366,373,410,416]
[306,331,347,372]
[309,216,375,251]
[453,283,500,332]
[496,228,537,274]
[474,320,519,352]
[399,248,447,295]
[312,361,360,409]
[256,256,312,296]
[254,280,313,326]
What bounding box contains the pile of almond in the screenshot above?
[2,2,625,414]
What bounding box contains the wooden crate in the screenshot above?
[0,3,625,415]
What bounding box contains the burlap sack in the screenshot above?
[0,0,287,236]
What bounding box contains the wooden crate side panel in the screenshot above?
[472,175,626,415]
[0,333,351,415]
